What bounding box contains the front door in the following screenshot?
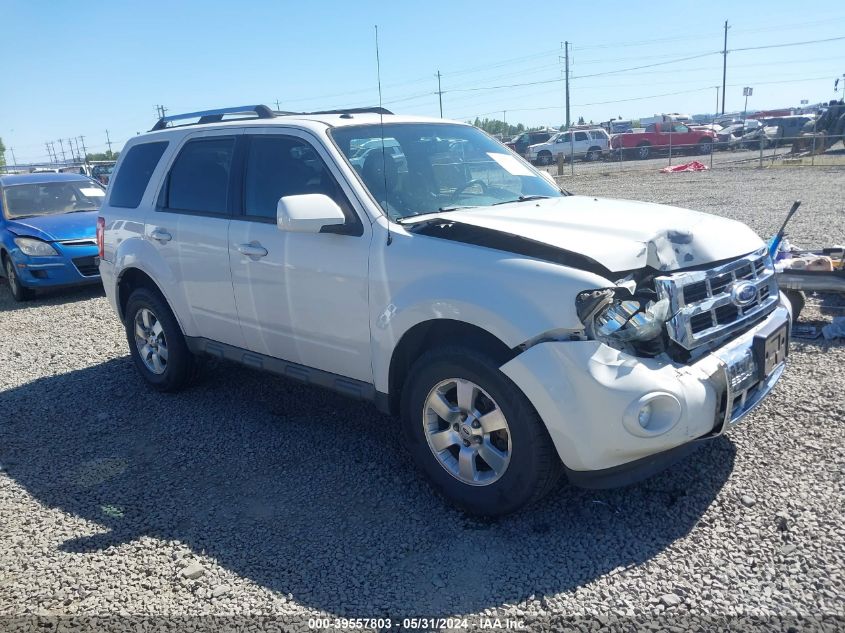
[228,130,373,382]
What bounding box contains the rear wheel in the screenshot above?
[636,143,651,160]
[537,150,552,166]
[4,256,34,302]
[697,139,713,155]
[124,287,196,392]
[401,347,562,516]
[585,146,601,161]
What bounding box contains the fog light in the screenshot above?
[637,403,653,429]
[623,392,682,438]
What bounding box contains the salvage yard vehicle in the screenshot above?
[506,129,554,156]
[0,173,104,301]
[527,129,610,165]
[99,105,790,516]
[611,122,716,159]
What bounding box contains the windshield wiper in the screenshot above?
[68,208,99,213]
[492,195,551,206]
[436,205,479,213]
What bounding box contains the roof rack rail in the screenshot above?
[305,107,393,116]
[150,104,275,131]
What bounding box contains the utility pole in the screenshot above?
[10,147,16,168]
[58,138,67,162]
[105,130,113,154]
[274,99,281,111]
[48,142,56,163]
[721,20,729,115]
[45,142,53,163]
[69,138,79,162]
[715,86,720,118]
[436,71,443,117]
[503,110,507,137]
[79,135,88,162]
[561,41,571,128]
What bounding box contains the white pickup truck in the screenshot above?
[98,105,790,516]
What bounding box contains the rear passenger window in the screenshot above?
[165,137,235,214]
[243,136,353,224]
[574,132,588,141]
[109,142,168,208]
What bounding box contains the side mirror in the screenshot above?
[276,194,346,234]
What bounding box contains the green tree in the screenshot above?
[0,137,6,168]
[85,150,119,162]
[470,117,528,138]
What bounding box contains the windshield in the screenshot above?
[331,123,563,221]
[2,180,105,219]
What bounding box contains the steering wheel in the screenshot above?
[451,179,489,200]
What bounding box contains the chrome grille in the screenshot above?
[655,247,779,349]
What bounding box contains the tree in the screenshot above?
[0,137,5,168]
[577,116,585,125]
[85,150,119,162]
[469,117,527,138]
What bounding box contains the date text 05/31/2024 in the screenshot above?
[307,617,526,629]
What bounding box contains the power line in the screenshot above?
[730,35,845,52]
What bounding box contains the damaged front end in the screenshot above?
[575,285,671,356]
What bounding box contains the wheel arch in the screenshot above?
[385,319,516,416]
[117,267,176,326]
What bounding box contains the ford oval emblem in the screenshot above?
[731,281,757,307]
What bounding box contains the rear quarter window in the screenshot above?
[109,142,169,208]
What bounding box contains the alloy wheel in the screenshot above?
[422,378,512,486]
[6,261,18,296]
[133,307,169,375]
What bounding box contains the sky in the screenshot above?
[3,0,845,164]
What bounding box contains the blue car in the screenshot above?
[0,173,105,301]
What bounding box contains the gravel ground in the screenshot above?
[1,166,844,632]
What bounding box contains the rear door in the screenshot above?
[228,128,372,382]
[149,129,245,348]
[573,131,590,156]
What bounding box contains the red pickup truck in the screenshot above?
[610,122,716,160]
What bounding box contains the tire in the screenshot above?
[636,143,651,160]
[783,289,805,323]
[3,256,34,302]
[585,147,601,162]
[697,139,713,155]
[124,287,196,392]
[400,346,563,516]
[537,151,552,166]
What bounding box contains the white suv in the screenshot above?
[98,105,790,516]
[528,129,610,165]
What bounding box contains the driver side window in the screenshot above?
[242,135,358,231]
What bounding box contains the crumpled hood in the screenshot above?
[420,195,764,273]
[5,211,98,242]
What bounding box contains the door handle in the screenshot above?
[237,242,268,259]
[149,228,172,243]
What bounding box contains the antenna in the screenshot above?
[375,24,391,246]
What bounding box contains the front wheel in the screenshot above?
[636,144,651,160]
[537,151,552,166]
[401,347,562,516]
[697,140,713,155]
[124,287,196,392]
[4,257,34,302]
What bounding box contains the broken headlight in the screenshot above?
[576,288,671,344]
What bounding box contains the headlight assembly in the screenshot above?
[576,288,671,344]
[14,237,58,257]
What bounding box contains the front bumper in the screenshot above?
[7,245,101,289]
[500,302,790,480]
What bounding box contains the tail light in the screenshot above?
[96,217,105,259]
